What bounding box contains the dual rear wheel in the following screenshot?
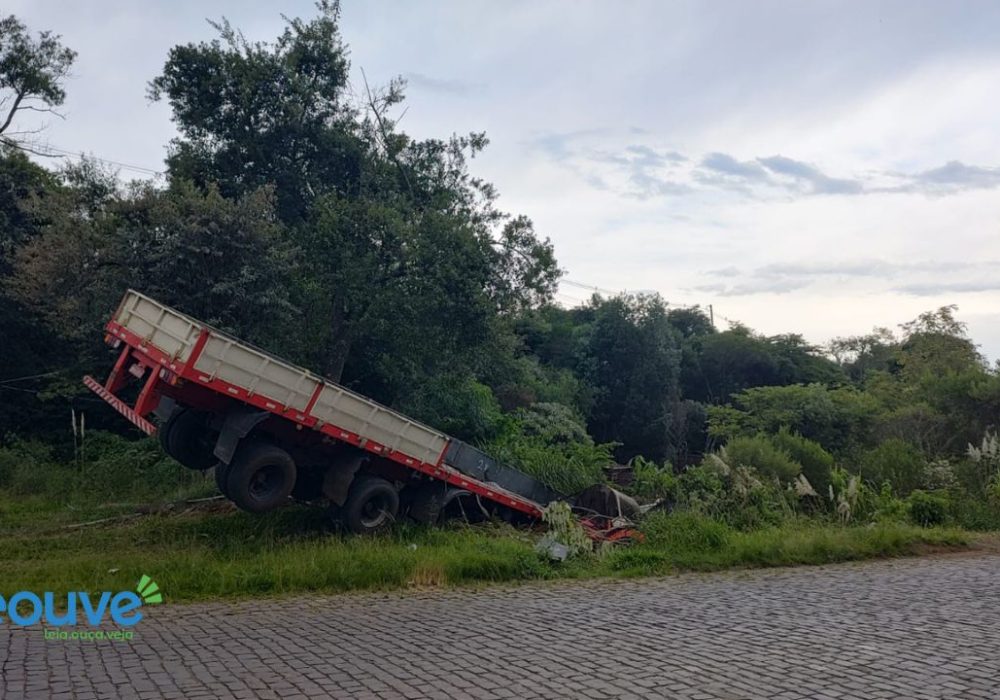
[215,443,400,534]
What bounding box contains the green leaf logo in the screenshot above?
[136,574,163,605]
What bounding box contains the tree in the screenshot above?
[12,174,295,351]
[0,15,76,148]
[707,383,880,455]
[0,146,65,441]
[580,294,682,462]
[150,3,559,396]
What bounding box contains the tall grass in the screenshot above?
[0,499,968,603]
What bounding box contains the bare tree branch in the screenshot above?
[360,67,412,195]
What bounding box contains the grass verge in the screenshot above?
[0,495,970,603]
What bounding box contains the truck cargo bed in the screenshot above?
[90,290,559,518]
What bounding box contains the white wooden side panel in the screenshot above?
[111,290,448,464]
[113,292,200,362]
[192,336,318,413]
[312,384,448,465]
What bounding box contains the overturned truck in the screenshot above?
[86,290,633,537]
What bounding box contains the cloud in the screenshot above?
[700,152,770,181]
[403,72,481,96]
[893,280,1000,296]
[529,129,1000,201]
[698,258,1000,298]
[757,155,864,194]
[693,279,810,296]
[705,265,742,276]
[907,161,1000,192]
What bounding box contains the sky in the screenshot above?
[10,0,1000,360]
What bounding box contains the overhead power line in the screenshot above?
[8,140,164,177]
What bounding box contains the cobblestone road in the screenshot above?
[2,553,999,699]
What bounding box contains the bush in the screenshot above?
[481,431,611,496]
[769,428,834,496]
[677,457,791,531]
[948,497,1000,531]
[906,490,949,527]
[515,402,592,445]
[724,435,801,483]
[630,456,678,502]
[859,439,926,495]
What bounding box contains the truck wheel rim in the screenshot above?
[360,493,392,528]
[249,465,284,500]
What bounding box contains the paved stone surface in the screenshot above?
[2,553,999,699]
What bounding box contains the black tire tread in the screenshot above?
[226,439,296,514]
[343,475,399,535]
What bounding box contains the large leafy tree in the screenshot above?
[12,172,294,350]
[149,2,559,396]
[580,294,683,462]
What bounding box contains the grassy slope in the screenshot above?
[0,495,969,603]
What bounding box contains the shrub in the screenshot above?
[906,490,949,527]
[859,439,926,495]
[677,457,791,531]
[516,402,592,445]
[630,456,678,502]
[481,431,610,496]
[769,428,834,496]
[724,435,801,483]
[948,498,1000,531]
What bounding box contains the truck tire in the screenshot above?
[225,440,296,513]
[160,409,217,471]
[405,483,447,525]
[214,461,233,498]
[342,475,399,535]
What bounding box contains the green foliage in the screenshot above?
[630,456,678,502]
[708,383,880,455]
[540,501,592,558]
[609,518,965,575]
[398,376,505,443]
[859,439,926,495]
[3,9,1000,548]
[676,456,793,531]
[580,293,682,462]
[515,402,591,445]
[906,490,949,527]
[0,14,77,142]
[769,428,834,496]
[481,429,611,496]
[680,327,844,404]
[724,435,801,482]
[640,511,730,551]
[147,3,560,395]
[0,494,967,601]
[0,432,208,503]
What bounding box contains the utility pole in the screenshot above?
[709,304,714,328]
